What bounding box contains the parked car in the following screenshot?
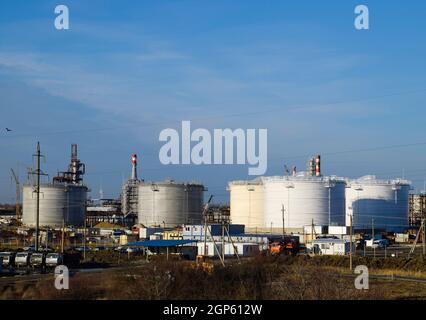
[374,239,389,248]
[45,253,63,268]
[15,252,31,267]
[366,239,389,249]
[30,252,45,268]
[0,252,16,267]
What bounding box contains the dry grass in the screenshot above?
[3,254,426,300]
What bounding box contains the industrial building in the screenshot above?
[306,238,355,256]
[345,176,411,232]
[182,224,269,251]
[138,181,205,228]
[22,144,88,228]
[182,224,245,240]
[86,199,136,227]
[228,155,411,233]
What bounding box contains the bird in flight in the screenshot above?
[5,128,12,132]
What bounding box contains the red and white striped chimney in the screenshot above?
[131,154,138,180]
[315,155,321,177]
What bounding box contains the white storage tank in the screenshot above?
[138,180,204,227]
[22,183,87,228]
[262,172,346,230]
[345,176,411,232]
[228,179,264,229]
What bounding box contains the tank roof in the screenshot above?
[228,178,263,186]
[140,180,204,187]
[347,175,411,186]
[23,183,88,189]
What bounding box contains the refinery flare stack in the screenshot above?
[121,154,141,217]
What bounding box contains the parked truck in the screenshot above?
[45,253,63,268]
[269,237,300,256]
[0,252,15,268]
[30,252,45,268]
[15,252,31,268]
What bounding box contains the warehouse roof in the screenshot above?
[126,239,197,247]
[310,238,348,244]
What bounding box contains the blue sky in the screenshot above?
[1,0,426,203]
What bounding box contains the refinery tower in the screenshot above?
[121,154,142,216]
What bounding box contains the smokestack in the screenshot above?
[315,155,321,177]
[131,154,138,180]
[53,144,85,184]
[309,158,315,176]
[71,144,78,161]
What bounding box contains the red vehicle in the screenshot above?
[269,237,300,256]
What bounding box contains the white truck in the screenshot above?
[45,253,63,268]
[15,252,31,267]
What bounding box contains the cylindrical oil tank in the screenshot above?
[228,180,264,229]
[345,176,411,232]
[22,184,87,228]
[138,181,204,227]
[262,173,346,230]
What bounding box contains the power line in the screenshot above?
[1,87,426,141]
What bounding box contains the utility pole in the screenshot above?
[30,142,46,253]
[372,218,375,259]
[408,219,424,258]
[281,204,285,239]
[225,224,240,263]
[36,143,41,252]
[221,219,225,262]
[349,214,353,271]
[310,219,316,255]
[203,195,214,258]
[83,213,87,261]
[423,218,425,257]
[61,217,65,254]
[10,169,21,220]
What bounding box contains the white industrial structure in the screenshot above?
[306,238,355,256]
[345,175,411,232]
[228,153,412,233]
[22,144,88,228]
[138,181,205,227]
[228,179,264,229]
[262,173,346,230]
[121,154,141,216]
[229,171,346,231]
[22,184,87,227]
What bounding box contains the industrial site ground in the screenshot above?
[2,252,426,300]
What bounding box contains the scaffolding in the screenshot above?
[409,194,426,226]
[121,179,140,217]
